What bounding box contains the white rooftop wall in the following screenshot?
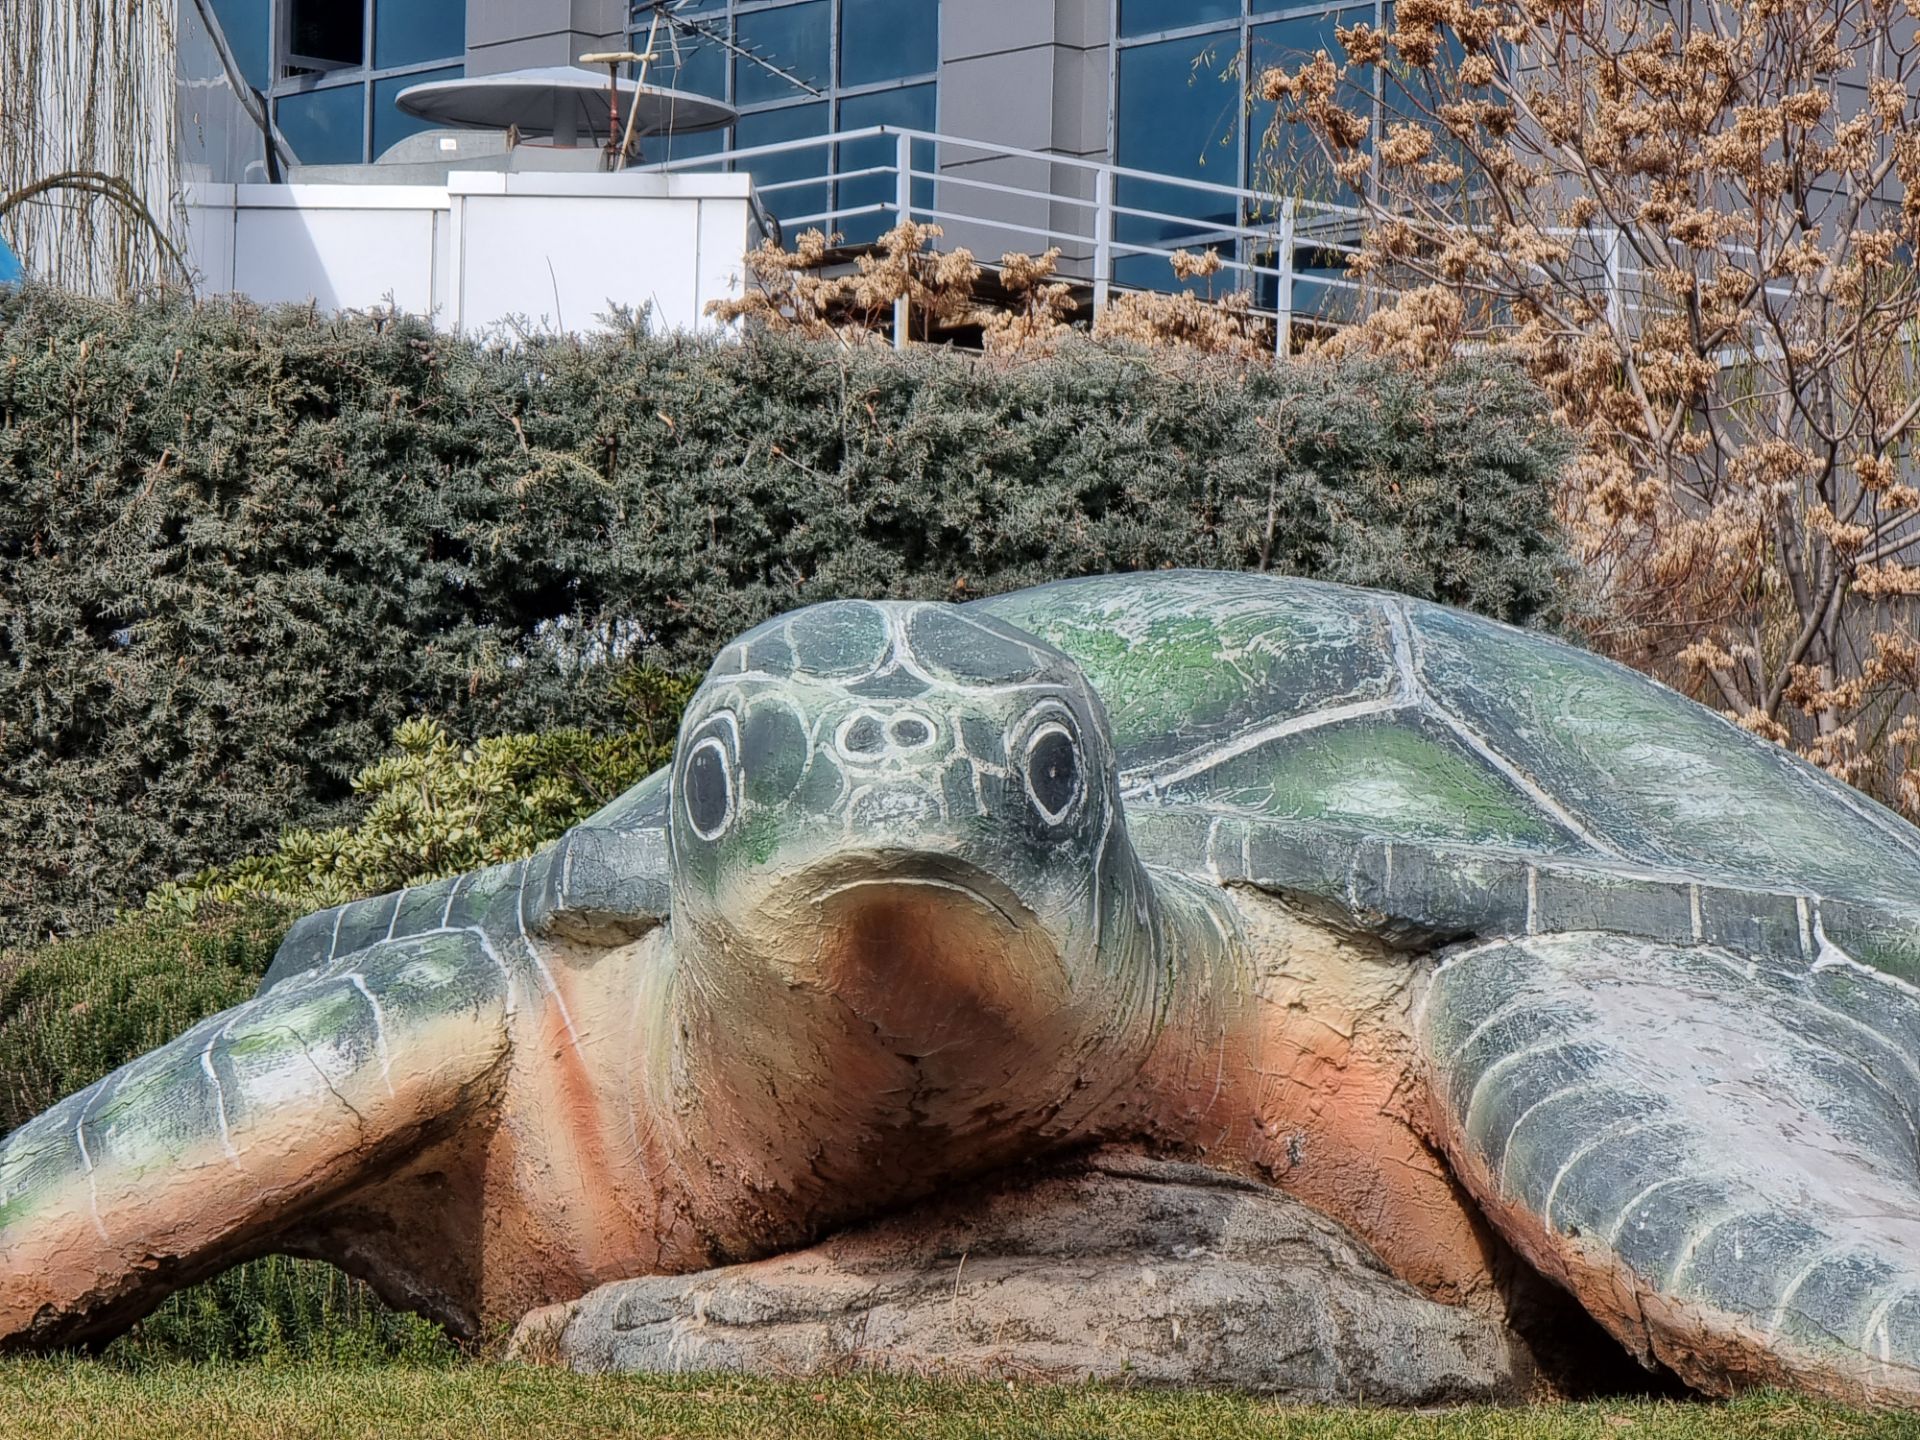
[185,171,754,336]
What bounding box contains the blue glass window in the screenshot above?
[835,83,935,244]
[840,0,938,87]
[277,84,366,165]
[1248,11,1371,195]
[649,25,728,99]
[735,2,831,107]
[1113,33,1240,286]
[207,0,271,92]
[373,65,462,158]
[1118,0,1237,38]
[375,0,466,70]
[287,0,362,68]
[735,102,831,223]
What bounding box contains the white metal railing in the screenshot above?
[652,125,1377,352]
[651,124,1709,353]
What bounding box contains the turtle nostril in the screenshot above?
[840,714,886,756]
[890,716,933,749]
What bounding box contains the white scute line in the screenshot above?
[1542,1116,1671,1231]
[1427,702,1627,859]
[1861,1286,1911,1373]
[1767,1243,1857,1344]
[1460,1036,1585,1139]
[1385,600,1422,700]
[1606,1174,1690,1247]
[1119,697,1410,795]
[1495,1076,1612,1197]
[73,1105,109,1243]
[199,1039,244,1168]
[344,974,397,1097]
[515,864,583,1050]
[1665,1208,1751,1290]
[1390,599,1627,860]
[1810,911,1920,1001]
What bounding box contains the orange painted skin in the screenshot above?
[1117,885,1507,1312]
[0,860,1495,1350]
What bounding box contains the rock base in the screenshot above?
[516,1153,1524,1405]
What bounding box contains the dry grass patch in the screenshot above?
[1,1363,1918,1440]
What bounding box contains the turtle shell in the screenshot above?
[979,571,1920,971]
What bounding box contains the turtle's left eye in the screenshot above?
[1023,722,1083,825]
[684,736,735,840]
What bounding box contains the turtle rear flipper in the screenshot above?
[0,927,510,1350]
[1418,932,1920,1404]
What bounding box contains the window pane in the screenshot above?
[653,125,732,165]
[645,23,728,99]
[1118,0,1236,38]
[375,0,466,69]
[1113,34,1240,285]
[735,2,830,107]
[373,65,461,158]
[207,0,271,91]
[1250,12,1371,197]
[288,0,363,68]
[735,102,831,224]
[835,83,934,244]
[840,0,938,87]
[278,84,366,164]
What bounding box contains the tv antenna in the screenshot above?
[634,0,827,100]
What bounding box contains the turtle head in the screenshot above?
[664,599,1163,1149]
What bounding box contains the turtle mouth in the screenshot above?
[801,858,1062,1063]
[811,873,1021,929]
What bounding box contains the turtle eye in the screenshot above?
[1023,722,1083,825]
[683,736,735,841]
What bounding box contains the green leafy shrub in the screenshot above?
[0,287,1576,947]
[0,902,290,1130]
[107,1256,457,1367]
[0,668,693,1364]
[149,667,693,916]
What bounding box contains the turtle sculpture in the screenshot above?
[8,570,1920,1405]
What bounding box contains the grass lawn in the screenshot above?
[1,1364,1918,1440]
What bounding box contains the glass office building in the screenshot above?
[206,0,467,165]
[633,0,939,241]
[198,0,1387,285]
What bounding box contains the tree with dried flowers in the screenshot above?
[1261,0,1920,819]
[709,221,980,346]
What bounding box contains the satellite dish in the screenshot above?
[395,66,735,149]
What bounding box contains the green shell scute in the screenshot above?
[980,572,1398,772]
[1406,603,1920,902]
[1159,711,1580,852]
[981,570,1920,917]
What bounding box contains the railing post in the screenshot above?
[894,130,914,351]
[1092,166,1114,324]
[1274,199,1295,359]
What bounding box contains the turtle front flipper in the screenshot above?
[1418,932,1920,1404]
[0,926,509,1350]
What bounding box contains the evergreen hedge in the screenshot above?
[0,287,1575,946]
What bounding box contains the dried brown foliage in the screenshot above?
[1263,0,1920,820]
[708,222,979,346]
[978,247,1076,358]
[1094,249,1274,359]
[713,233,1271,360]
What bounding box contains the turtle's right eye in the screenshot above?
[1023,722,1084,826]
[683,736,735,840]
